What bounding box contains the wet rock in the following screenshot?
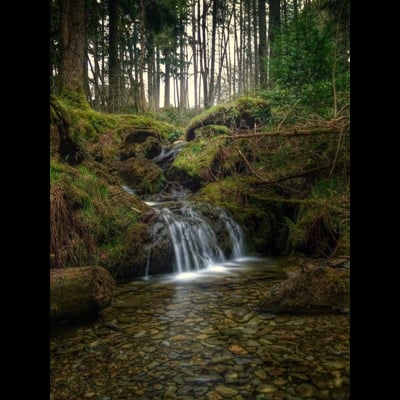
[257,266,350,314]
[295,383,316,397]
[224,308,255,323]
[215,385,238,397]
[50,258,350,400]
[258,313,276,320]
[228,344,248,356]
[324,360,347,370]
[207,391,223,400]
[219,328,243,338]
[257,384,277,393]
[185,373,222,383]
[193,386,209,396]
[255,369,267,380]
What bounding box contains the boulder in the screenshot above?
[116,158,165,194]
[257,266,349,314]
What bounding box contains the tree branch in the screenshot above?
[221,127,341,140]
[254,166,329,185]
[236,147,328,185]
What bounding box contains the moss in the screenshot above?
[50,96,86,164]
[194,124,231,138]
[286,176,349,257]
[51,95,181,168]
[168,136,229,187]
[117,158,166,194]
[185,97,272,140]
[50,156,154,279]
[59,90,92,111]
[193,176,291,254]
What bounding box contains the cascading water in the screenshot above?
[218,207,245,259]
[150,202,245,274]
[161,206,224,273]
[122,138,246,277]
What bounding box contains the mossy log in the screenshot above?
[257,266,349,314]
[50,267,115,320]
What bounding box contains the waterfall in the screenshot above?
[159,203,245,274]
[218,207,245,258]
[122,175,245,276]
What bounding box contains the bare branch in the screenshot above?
[236,147,328,185]
[221,127,341,140]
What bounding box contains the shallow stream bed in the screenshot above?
[50,257,349,400]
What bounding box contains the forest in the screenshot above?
[50,1,350,399]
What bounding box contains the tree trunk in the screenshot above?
[253,0,258,87]
[268,0,281,87]
[108,0,119,112]
[50,266,115,320]
[147,34,155,111]
[164,49,171,108]
[191,0,198,110]
[201,0,209,108]
[246,0,252,89]
[209,0,218,106]
[258,0,267,88]
[139,0,147,112]
[59,0,86,95]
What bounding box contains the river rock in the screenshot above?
[215,385,238,397]
[257,266,349,314]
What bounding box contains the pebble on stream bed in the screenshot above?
[50,259,349,400]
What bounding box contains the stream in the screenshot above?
[50,257,349,400]
[50,142,349,399]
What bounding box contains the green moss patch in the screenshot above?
[167,136,229,188]
[50,158,153,280]
[185,97,272,140]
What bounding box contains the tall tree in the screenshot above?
[59,0,86,96]
[208,0,218,106]
[190,0,198,110]
[268,0,281,87]
[258,0,267,88]
[108,0,120,112]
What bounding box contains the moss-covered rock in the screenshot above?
[116,158,165,194]
[257,266,350,314]
[50,158,156,280]
[193,177,293,254]
[185,97,272,141]
[51,95,181,165]
[167,136,229,189]
[194,124,231,138]
[285,177,349,257]
[119,134,162,161]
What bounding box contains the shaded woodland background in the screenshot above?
[50,0,349,116]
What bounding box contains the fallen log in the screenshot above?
[50,266,115,320]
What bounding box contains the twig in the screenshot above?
[278,99,301,131]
